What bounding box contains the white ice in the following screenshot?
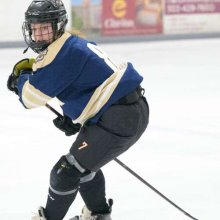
[0,38,220,220]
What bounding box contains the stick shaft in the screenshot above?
[45,103,63,119]
[114,158,199,220]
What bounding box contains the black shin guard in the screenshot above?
[79,169,110,214]
[46,188,78,220]
[45,155,82,220]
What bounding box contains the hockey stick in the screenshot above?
[45,103,199,220]
[45,103,63,119]
[114,158,199,220]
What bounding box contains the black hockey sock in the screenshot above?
[45,188,78,220]
[79,169,110,214]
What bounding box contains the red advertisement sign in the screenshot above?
[102,0,163,36]
[165,0,220,15]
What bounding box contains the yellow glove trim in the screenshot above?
[13,58,35,76]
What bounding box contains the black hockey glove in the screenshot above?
[7,58,35,94]
[7,73,19,94]
[53,115,81,136]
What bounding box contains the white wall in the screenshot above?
[0,0,72,42]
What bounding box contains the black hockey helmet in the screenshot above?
[22,0,68,53]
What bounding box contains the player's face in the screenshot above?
[31,23,53,43]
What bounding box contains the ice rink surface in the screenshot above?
[0,38,220,220]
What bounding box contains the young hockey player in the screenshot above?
[7,0,149,219]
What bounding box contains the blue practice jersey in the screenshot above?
[17,32,143,124]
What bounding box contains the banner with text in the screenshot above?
[164,0,220,34]
[102,0,163,36]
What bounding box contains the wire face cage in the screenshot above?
[22,21,55,53]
